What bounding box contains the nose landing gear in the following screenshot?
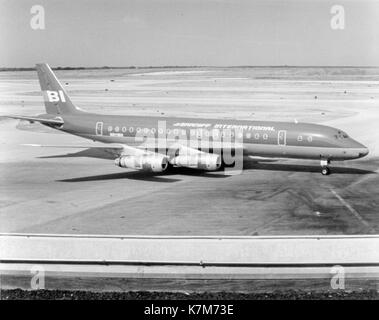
[320,159,331,175]
[321,166,330,175]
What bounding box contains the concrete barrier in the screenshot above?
[1,233,379,281]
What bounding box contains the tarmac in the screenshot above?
[0,67,378,236]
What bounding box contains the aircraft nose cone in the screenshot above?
[358,147,369,158]
[348,139,369,158]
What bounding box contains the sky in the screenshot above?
[0,0,378,67]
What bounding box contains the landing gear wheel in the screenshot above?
[321,167,330,175]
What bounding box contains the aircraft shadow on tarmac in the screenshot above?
[58,167,229,183]
[58,172,182,183]
[243,161,375,175]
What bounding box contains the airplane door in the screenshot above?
[96,122,103,136]
[278,130,286,146]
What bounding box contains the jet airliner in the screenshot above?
[7,64,369,175]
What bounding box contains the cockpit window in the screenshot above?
[335,131,349,139]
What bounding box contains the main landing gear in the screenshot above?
[320,159,331,175]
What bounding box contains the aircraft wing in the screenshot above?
[5,115,64,125]
[22,143,157,158]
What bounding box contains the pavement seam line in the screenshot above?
[330,189,373,231]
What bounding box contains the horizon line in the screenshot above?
[1,65,379,71]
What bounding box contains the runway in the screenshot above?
[0,67,378,236]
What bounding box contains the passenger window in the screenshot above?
[254,133,260,139]
[297,135,303,141]
[263,134,268,140]
[307,136,313,142]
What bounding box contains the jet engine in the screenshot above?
[171,153,221,171]
[115,154,168,172]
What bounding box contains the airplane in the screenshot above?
[6,63,369,176]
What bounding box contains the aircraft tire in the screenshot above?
[321,167,330,175]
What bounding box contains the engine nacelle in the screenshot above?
[171,153,221,171]
[115,154,168,172]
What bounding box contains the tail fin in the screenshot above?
[36,63,82,115]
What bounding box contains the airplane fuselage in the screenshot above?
[43,112,369,161]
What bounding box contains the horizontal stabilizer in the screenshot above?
[6,115,64,125]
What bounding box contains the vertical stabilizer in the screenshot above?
[36,63,82,115]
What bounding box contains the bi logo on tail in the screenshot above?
[43,90,66,103]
